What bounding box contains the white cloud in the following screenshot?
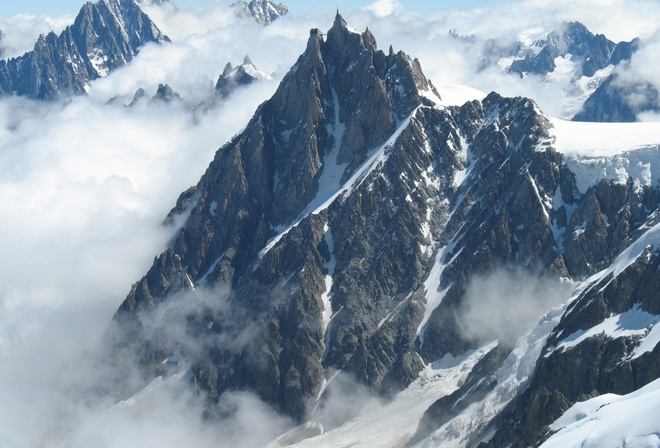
[0,13,72,58]
[0,4,320,445]
[614,33,660,90]
[0,33,289,448]
[363,0,402,18]
[455,268,573,346]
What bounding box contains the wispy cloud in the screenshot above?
[0,13,73,58]
[362,0,402,18]
[454,268,573,346]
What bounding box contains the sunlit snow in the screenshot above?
[275,343,496,448]
[548,305,660,355]
[541,378,660,448]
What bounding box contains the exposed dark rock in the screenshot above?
[609,37,640,66]
[481,246,660,448]
[509,21,633,79]
[108,13,660,445]
[114,12,441,420]
[194,56,265,113]
[232,0,288,25]
[151,83,182,103]
[562,180,660,274]
[128,87,147,106]
[572,73,660,122]
[0,0,168,100]
[214,56,260,98]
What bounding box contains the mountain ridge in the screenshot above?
[107,12,660,447]
[113,12,443,419]
[0,0,168,100]
[232,0,289,25]
[476,20,654,122]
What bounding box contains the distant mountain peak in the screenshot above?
[0,0,168,100]
[214,55,264,97]
[192,56,268,114]
[508,20,618,79]
[232,0,289,25]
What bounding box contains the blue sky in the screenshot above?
[0,0,505,19]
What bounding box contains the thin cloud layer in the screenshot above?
[363,0,402,18]
[0,13,73,58]
[455,268,573,346]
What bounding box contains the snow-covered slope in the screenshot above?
[550,119,660,193]
[540,378,660,448]
[550,119,660,157]
[271,344,496,448]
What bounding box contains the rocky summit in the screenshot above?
[508,21,637,79]
[480,20,655,122]
[573,74,660,122]
[0,0,168,100]
[110,13,660,447]
[232,0,289,26]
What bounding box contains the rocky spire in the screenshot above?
[0,0,168,100]
[112,14,449,420]
[326,10,349,49]
[107,14,660,443]
[232,0,289,25]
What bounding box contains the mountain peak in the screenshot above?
[326,11,355,56]
[0,0,168,100]
[332,10,348,31]
[213,56,263,98]
[108,11,660,443]
[232,0,289,25]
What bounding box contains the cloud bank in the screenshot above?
[455,268,573,346]
[0,13,73,58]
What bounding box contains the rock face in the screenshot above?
[573,73,660,122]
[0,0,168,100]
[481,237,660,448]
[115,13,443,419]
[151,83,182,103]
[232,0,289,25]
[214,56,261,98]
[110,13,660,446]
[195,56,267,113]
[508,22,635,79]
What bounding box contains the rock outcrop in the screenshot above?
[0,0,168,100]
[232,0,289,25]
[109,13,660,446]
[509,22,636,79]
[573,73,660,122]
[481,240,660,447]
